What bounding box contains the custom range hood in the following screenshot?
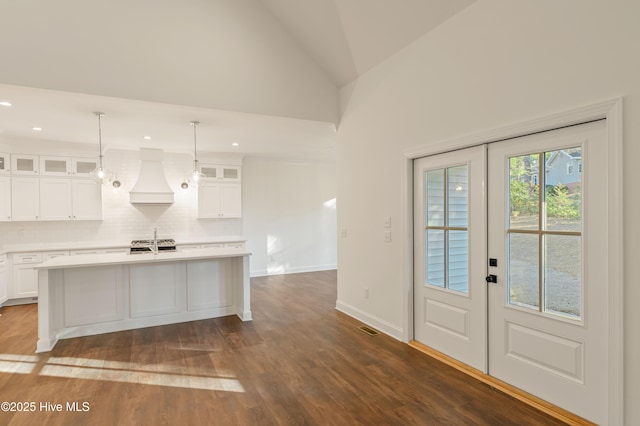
[129,148,174,204]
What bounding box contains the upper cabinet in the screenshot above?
[0,152,10,174]
[40,156,71,176]
[72,158,98,176]
[200,164,241,182]
[39,156,98,177]
[11,154,39,175]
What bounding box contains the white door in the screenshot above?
[487,120,608,424]
[413,145,487,372]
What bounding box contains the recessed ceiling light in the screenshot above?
[0,101,12,107]
[232,142,239,147]
[143,135,151,140]
[32,127,42,131]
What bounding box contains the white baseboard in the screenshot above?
[250,263,337,278]
[335,300,403,341]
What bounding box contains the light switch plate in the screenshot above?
[384,231,391,242]
[383,216,391,228]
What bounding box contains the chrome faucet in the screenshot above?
[152,228,158,254]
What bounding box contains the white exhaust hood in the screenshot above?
[129,148,174,204]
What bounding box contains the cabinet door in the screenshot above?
[197,183,222,218]
[72,179,102,220]
[220,184,242,217]
[0,152,10,174]
[72,158,98,176]
[11,154,39,175]
[40,156,71,176]
[11,177,40,221]
[0,176,11,221]
[40,178,73,220]
[220,166,241,181]
[13,264,38,298]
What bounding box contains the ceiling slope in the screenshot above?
[259,0,476,87]
[0,0,339,123]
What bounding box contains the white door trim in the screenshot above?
[401,97,623,425]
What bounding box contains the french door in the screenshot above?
[414,120,609,423]
[413,145,487,372]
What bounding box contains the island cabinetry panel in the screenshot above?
[187,259,233,311]
[130,263,184,318]
[63,266,123,327]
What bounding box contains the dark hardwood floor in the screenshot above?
[0,270,566,425]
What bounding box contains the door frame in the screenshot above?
[401,98,623,424]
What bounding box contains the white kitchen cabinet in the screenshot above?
[11,154,39,175]
[199,164,241,182]
[12,252,43,299]
[72,179,102,220]
[0,255,8,305]
[40,156,72,176]
[0,152,10,174]
[40,178,73,220]
[11,177,40,221]
[37,178,102,221]
[72,158,99,176]
[0,176,11,221]
[198,182,241,218]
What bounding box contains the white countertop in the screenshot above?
[2,236,247,254]
[35,247,251,270]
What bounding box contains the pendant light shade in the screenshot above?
[189,121,205,186]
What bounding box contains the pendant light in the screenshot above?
[189,120,205,186]
[92,112,111,182]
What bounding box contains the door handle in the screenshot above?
[485,275,498,284]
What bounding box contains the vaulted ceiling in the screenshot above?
[0,0,474,160]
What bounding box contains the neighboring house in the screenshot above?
[544,150,582,191]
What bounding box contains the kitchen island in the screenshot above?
[34,248,251,353]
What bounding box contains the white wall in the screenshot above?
[336,0,639,423]
[242,157,337,276]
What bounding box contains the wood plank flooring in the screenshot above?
[0,270,566,425]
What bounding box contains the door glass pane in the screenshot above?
[201,166,217,178]
[509,154,539,230]
[45,159,67,173]
[508,233,539,309]
[544,148,582,232]
[76,161,96,174]
[17,158,34,171]
[426,229,444,287]
[223,168,238,179]
[544,235,581,318]
[448,230,468,293]
[447,166,468,227]
[0,156,5,171]
[425,165,469,293]
[425,169,444,226]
